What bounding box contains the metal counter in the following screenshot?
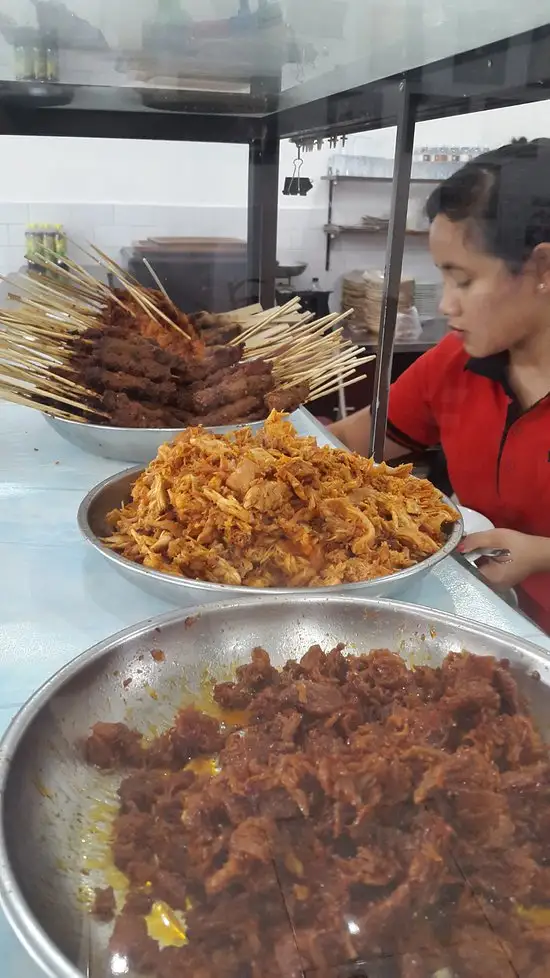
[0,400,548,978]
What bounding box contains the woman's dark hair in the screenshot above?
[426,138,550,270]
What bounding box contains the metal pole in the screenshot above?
[369,80,417,460]
[325,177,334,272]
[247,124,280,308]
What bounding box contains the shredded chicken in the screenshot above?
[103,411,459,587]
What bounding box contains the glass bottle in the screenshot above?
[25,225,37,263]
[44,225,57,258]
[44,32,59,83]
[32,31,47,82]
[14,28,34,81]
[54,226,67,259]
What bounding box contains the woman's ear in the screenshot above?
[532,242,550,292]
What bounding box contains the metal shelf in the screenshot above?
[324,223,428,236]
[1,13,549,457]
[322,174,442,183]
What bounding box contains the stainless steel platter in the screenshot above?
[46,413,301,464]
[77,466,463,604]
[1,596,549,978]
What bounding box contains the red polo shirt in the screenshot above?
[387,332,550,632]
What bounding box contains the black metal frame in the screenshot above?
[369,81,417,461]
[247,124,280,308]
[2,23,550,443]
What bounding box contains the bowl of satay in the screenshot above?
[0,249,371,462]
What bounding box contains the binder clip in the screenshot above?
[282,146,313,196]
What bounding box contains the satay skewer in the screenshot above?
[0,375,108,416]
[281,346,370,383]
[25,257,110,307]
[307,372,371,402]
[307,355,376,390]
[233,297,302,345]
[0,360,99,401]
[303,352,375,386]
[0,384,90,421]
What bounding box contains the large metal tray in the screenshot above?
[46,413,296,464]
[0,596,549,978]
[77,467,463,604]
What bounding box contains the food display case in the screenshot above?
[1,1,549,453]
[1,5,550,978]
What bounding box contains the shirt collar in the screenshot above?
[465,352,516,401]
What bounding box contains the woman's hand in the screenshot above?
[459,529,550,590]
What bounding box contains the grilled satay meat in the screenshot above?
[102,392,187,428]
[192,362,273,413]
[82,366,178,405]
[200,323,242,345]
[191,396,266,427]
[182,344,244,383]
[106,289,203,360]
[265,382,310,413]
[70,295,309,427]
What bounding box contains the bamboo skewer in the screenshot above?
[0,375,108,417]
[58,244,133,309]
[89,245,192,340]
[302,353,375,388]
[242,315,318,355]
[0,361,98,402]
[4,267,99,310]
[244,309,354,364]
[283,348,373,385]
[72,238,145,291]
[1,313,84,342]
[307,372,369,402]
[222,303,262,321]
[0,332,73,363]
[5,300,91,334]
[282,354,374,395]
[307,353,375,386]
[273,329,347,367]
[233,297,302,345]
[0,326,77,359]
[142,257,176,310]
[0,373,101,413]
[25,259,107,307]
[0,346,82,388]
[0,384,90,421]
[308,360,372,393]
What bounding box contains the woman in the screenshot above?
[331,139,550,632]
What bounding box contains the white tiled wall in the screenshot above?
[1,97,549,306]
[0,196,434,310]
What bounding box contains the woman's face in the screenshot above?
[429,214,544,359]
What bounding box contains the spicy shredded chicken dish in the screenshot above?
[102,412,458,587]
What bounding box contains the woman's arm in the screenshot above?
[331,338,457,459]
[330,406,410,460]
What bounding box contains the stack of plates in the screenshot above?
[341,271,368,325]
[342,270,415,333]
[414,282,442,319]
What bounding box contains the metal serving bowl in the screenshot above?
[77,467,463,605]
[46,414,295,464]
[0,596,549,978]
